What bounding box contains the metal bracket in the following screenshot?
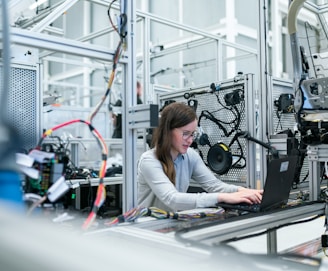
[127,104,158,129]
[307,145,328,200]
[307,145,328,161]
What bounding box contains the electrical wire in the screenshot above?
[87,40,124,123]
[107,0,119,35]
[104,206,226,226]
[81,0,127,228]
[173,209,323,247]
[33,119,108,230]
[197,89,246,170]
[228,135,246,169]
[104,206,150,226]
[22,0,126,230]
[87,0,126,124]
[221,214,322,243]
[198,88,244,138]
[82,183,106,230]
[158,207,225,221]
[87,0,127,124]
[26,195,47,216]
[198,110,234,138]
[304,21,316,78]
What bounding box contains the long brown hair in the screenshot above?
[152,102,197,185]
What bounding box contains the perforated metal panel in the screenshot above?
[269,79,295,134]
[0,63,41,152]
[157,74,257,186]
[268,78,309,185]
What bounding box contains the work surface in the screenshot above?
[2,202,328,271]
[90,202,326,249]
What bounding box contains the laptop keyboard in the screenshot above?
[233,203,261,212]
[217,202,261,213]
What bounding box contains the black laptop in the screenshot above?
[217,156,298,213]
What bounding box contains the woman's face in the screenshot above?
[170,119,197,160]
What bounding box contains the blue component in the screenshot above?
[0,171,23,206]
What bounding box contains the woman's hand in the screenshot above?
[218,188,263,205]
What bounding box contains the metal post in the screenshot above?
[267,230,278,254]
[122,0,138,212]
[258,0,270,186]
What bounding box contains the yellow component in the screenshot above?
[219,143,229,152]
[44,129,53,136]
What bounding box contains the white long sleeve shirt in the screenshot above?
[137,147,240,212]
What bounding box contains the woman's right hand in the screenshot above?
[218,188,263,205]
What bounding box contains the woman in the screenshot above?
[137,102,262,212]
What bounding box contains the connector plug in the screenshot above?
[47,176,69,202]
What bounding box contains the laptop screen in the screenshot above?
[260,156,299,211]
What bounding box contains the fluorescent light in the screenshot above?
[29,0,47,10]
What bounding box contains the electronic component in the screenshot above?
[274,93,295,113]
[207,142,232,175]
[24,149,65,198]
[224,89,242,106]
[210,82,221,92]
[47,176,69,202]
[188,99,198,111]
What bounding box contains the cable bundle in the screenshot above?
[27,1,127,229]
[32,119,108,230]
[149,207,225,221]
[104,206,225,226]
[105,206,151,226]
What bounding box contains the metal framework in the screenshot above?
[307,145,328,201]
[157,74,259,188]
[7,28,122,63]
[3,0,328,213]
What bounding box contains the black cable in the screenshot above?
[232,104,241,131]
[275,110,283,132]
[196,87,246,170]
[229,137,246,169]
[107,0,119,35]
[86,180,94,211]
[174,210,323,268]
[304,21,316,78]
[119,13,127,40]
[222,213,322,243]
[200,111,230,136]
